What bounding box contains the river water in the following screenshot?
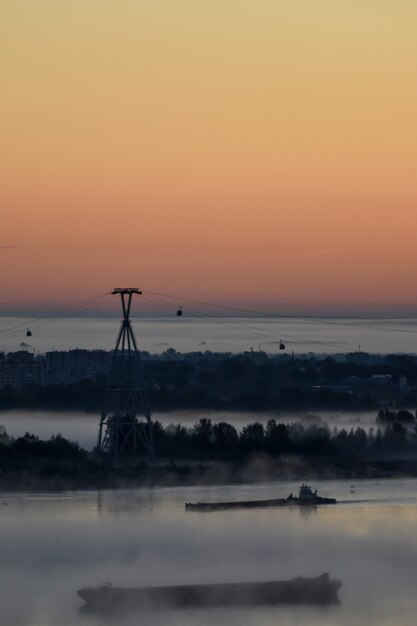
[1,315,415,624]
[1,478,417,626]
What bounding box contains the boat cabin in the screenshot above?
[299,484,318,500]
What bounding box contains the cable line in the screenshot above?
[0,292,112,342]
[141,288,286,318]
[140,293,296,348]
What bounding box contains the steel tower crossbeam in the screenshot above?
[97,288,154,464]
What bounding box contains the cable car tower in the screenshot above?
[97,288,154,464]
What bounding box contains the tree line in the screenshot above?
[1,411,416,481]
[149,414,417,463]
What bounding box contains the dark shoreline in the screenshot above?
[1,406,417,491]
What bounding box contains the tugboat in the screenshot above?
[185,485,337,512]
[289,484,337,506]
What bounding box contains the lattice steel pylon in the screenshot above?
[97,288,154,463]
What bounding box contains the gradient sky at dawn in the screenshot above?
[1,1,417,314]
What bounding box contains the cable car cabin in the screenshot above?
[279,341,285,350]
[26,328,32,337]
[177,307,183,316]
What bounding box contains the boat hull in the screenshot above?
[185,496,337,512]
[78,573,341,611]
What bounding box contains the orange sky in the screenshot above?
[1,1,417,314]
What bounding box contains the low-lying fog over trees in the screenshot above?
[1,410,417,489]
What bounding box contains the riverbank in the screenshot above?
[2,411,417,490]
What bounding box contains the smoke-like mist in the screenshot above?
[1,479,417,625]
[0,409,379,450]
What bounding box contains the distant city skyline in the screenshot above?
[2,1,417,314]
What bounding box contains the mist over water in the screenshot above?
[2,313,416,625]
[2,479,417,626]
[2,315,417,354]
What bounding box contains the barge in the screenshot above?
[78,573,341,610]
[185,484,337,512]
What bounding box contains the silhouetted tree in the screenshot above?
[265,420,293,455]
[192,418,213,451]
[212,422,239,456]
[240,422,265,453]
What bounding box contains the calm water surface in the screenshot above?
[1,478,417,626]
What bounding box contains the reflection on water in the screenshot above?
[1,479,417,625]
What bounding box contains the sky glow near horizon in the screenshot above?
[1,1,417,314]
